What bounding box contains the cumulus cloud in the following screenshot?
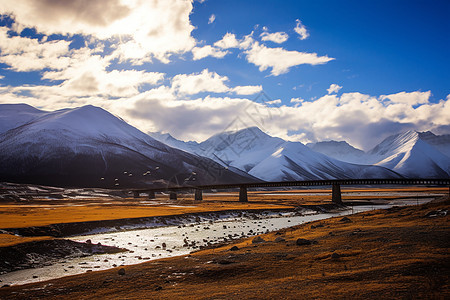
[3,80,447,150]
[192,45,228,60]
[0,27,73,72]
[114,90,450,149]
[294,19,309,40]
[0,0,196,63]
[214,32,254,49]
[380,91,431,105]
[260,31,289,44]
[245,42,334,76]
[231,85,263,95]
[327,84,342,94]
[170,69,262,96]
[171,69,230,95]
[214,33,240,49]
[290,97,304,103]
[266,99,282,105]
[208,14,216,24]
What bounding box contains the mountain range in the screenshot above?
[0,104,254,188]
[150,127,400,181]
[1,103,449,188]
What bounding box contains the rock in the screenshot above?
[252,236,266,244]
[425,210,448,218]
[118,268,126,276]
[331,252,341,259]
[155,285,163,291]
[162,242,167,249]
[296,238,312,246]
[230,246,239,251]
[274,237,285,242]
[339,217,352,223]
[86,239,92,244]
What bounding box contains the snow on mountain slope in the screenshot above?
[160,127,400,181]
[418,131,450,158]
[0,105,255,188]
[0,103,46,134]
[367,130,450,178]
[149,132,200,154]
[248,141,399,181]
[196,127,286,171]
[306,141,365,164]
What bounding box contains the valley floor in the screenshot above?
[0,188,448,299]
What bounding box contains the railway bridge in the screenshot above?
[132,178,450,205]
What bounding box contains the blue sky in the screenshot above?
[0,0,448,149]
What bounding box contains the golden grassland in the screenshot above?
[0,187,446,248]
[0,234,51,247]
[0,188,448,299]
[1,187,446,229]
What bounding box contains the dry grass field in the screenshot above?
[0,194,448,299]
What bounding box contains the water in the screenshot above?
[0,198,434,286]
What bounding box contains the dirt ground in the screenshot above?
[0,189,448,299]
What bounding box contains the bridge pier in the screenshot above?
[169,192,177,200]
[332,184,343,205]
[133,191,140,198]
[148,191,155,199]
[239,186,248,202]
[194,189,203,201]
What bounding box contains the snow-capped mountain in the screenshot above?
[149,132,200,154]
[0,104,46,134]
[417,131,450,158]
[306,141,365,164]
[367,130,450,178]
[0,105,255,188]
[152,127,401,181]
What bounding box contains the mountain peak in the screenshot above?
[0,103,45,113]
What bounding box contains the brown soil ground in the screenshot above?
[0,193,448,299]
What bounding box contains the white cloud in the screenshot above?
[0,27,74,72]
[0,0,196,63]
[214,33,240,49]
[1,85,449,150]
[245,42,334,76]
[208,14,216,24]
[294,19,309,40]
[290,97,304,103]
[266,99,281,105]
[171,69,230,95]
[214,32,254,49]
[231,85,263,95]
[170,69,261,96]
[327,84,342,94]
[192,45,228,60]
[260,31,289,44]
[380,91,431,105]
[0,75,4,80]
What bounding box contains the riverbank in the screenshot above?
[1,197,448,299]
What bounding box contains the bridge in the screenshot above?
[131,178,450,205]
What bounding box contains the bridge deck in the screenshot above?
[130,178,449,204]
